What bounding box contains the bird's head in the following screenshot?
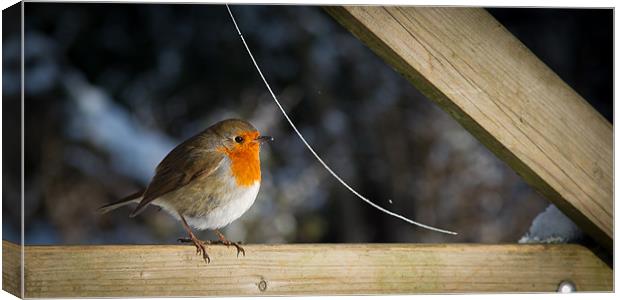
[212,119,272,186]
[212,119,273,152]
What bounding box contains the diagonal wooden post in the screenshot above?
[324,7,612,249]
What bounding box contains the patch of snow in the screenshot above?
[519,204,583,244]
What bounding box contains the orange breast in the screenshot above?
[219,143,261,187]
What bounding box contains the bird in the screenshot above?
[99,118,273,263]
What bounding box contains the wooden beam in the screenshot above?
[1,241,612,296]
[2,240,20,298]
[324,7,613,249]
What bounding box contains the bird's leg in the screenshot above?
[207,229,246,257]
[177,215,210,263]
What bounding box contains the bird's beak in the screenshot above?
[255,135,274,144]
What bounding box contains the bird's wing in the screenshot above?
[129,135,225,217]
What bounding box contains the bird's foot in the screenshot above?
[207,240,246,257]
[177,236,210,263]
[206,238,246,257]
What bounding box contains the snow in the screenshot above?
[519,204,583,244]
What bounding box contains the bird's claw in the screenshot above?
[178,236,211,264]
[233,242,246,257]
[206,239,246,257]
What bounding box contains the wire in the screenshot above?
[226,5,457,236]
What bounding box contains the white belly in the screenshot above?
[184,182,260,230]
[152,181,260,231]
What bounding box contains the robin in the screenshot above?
[99,118,273,263]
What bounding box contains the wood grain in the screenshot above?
[2,241,612,297]
[2,240,21,297]
[324,7,613,249]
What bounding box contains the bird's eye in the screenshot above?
[234,136,244,143]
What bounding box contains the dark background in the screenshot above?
[2,5,612,245]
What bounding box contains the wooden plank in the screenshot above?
[324,7,613,249]
[2,240,21,297]
[1,241,612,296]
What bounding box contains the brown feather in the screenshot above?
[98,188,146,214]
[129,129,225,217]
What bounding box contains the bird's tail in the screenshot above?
[98,189,145,214]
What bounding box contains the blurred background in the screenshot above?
[2,4,612,245]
